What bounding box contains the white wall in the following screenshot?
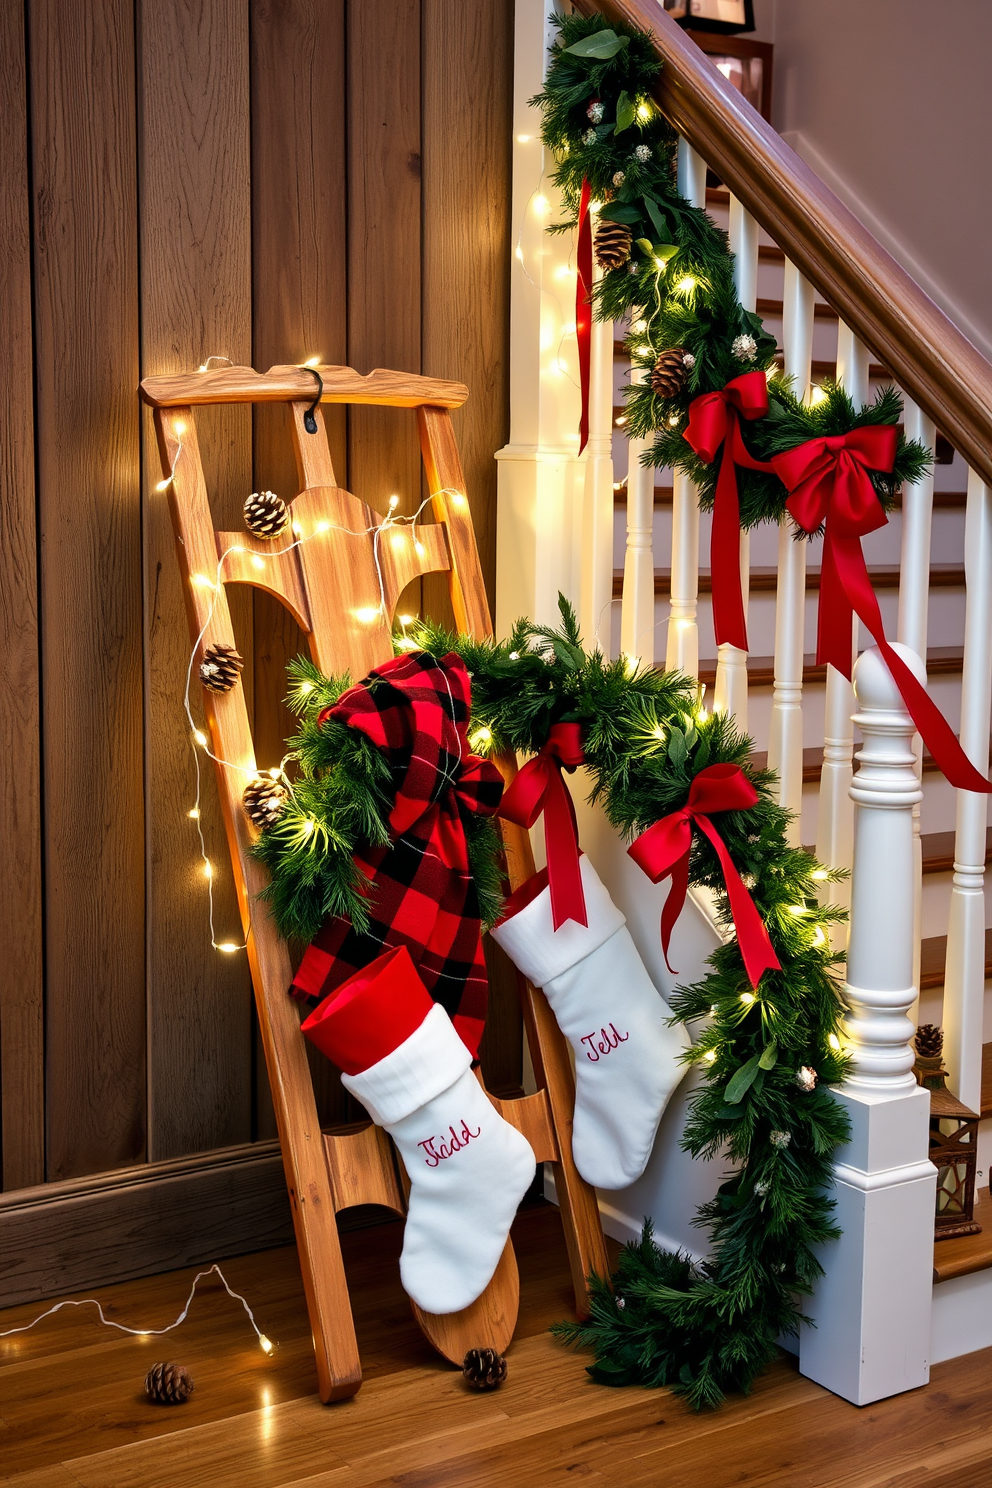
[743,0,992,360]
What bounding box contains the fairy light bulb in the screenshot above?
[217,942,240,954]
[810,868,829,881]
[303,355,321,368]
[636,100,652,121]
[187,808,200,820]
[193,729,208,748]
[704,1049,717,1063]
[675,275,697,294]
[203,860,213,880]
[354,606,380,624]
[740,991,756,1007]
[828,1033,841,1051]
[258,1334,274,1355]
[388,494,400,511]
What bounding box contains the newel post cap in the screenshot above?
[853,643,926,716]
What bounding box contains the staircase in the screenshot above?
[499,0,992,1404]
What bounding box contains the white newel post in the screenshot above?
[800,643,936,1407]
[496,0,582,636]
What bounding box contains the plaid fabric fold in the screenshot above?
[290,650,504,1059]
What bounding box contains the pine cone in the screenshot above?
[650,348,688,399]
[915,1023,944,1059]
[243,489,290,538]
[594,220,632,272]
[462,1347,507,1391]
[199,642,244,695]
[144,1361,194,1405]
[243,775,289,829]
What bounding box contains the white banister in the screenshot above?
[816,325,867,920]
[898,398,936,1008]
[800,643,935,1406]
[665,139,705,679]
[620,364,655,667]
[767,260,813,838]
[713,197,757,729]
[942,467,992,1113]
[581,258,616,654]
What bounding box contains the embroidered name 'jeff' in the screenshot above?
[418,1121,482,1166]
[580,1023,629,1061]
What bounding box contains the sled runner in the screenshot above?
[140,363,607,1401]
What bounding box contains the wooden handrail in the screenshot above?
[574,0,992,491]
[140,363,469,410]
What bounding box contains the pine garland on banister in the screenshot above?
[256,601,852,1410]
[534,11,930,527]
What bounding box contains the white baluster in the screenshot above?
[898,398,936,1011]
[767,261,813,840]
[713,198,758,729]
[942,468,992,1113]
[816,325,867,917]
[581,257,615,654]
[621,364,655,667]
[665,139,705,679]
[800,643,935,1406]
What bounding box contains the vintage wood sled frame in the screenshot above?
[139,363,608,1401]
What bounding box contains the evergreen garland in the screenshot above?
[254,601,852,1409]
[533,12,931,526]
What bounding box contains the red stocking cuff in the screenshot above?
[301,945,434,1075]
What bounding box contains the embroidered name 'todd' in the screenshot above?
[418,1120,482,1167]
[580,1023,630,1062]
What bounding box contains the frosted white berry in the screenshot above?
[732,333,758,362]
[634,143,652,162]
[769,1129,792,1149]
[582,128,597,146]
[796,1066,818,1092]
[587,99,605,124]
[682,352,696,370]
[612,170,626,188]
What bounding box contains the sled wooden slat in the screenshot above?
[143,363,606,1402]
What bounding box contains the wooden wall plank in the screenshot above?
[29,0,145,1181]
[0,0,44,1191]
[138,0,254,1160]
[346,0,423,518]
[421,0,513,615]
[249,0,351,1132]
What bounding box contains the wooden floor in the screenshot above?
[2,1201,992,1488]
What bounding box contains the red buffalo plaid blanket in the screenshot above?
[289,650,504,1059]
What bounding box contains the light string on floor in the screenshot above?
[156,372,468,955]
[0,1264,275,1355]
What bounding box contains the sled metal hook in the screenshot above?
[302,366,323,434]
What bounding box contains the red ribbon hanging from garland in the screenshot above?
[683,371,773,653]
[628,763,781,989]
[771,429,992,795]
[499,721,588,930]
[576,178,593,455]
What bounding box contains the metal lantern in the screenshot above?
[914,1025,982,1241]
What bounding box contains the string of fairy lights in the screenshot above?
[0,1264,275,1354]
[156,368,468,956]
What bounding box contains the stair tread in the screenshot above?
[918,827,992,876]
[696,645,962,689]
[984,1042,992,1120]
[612,564,965,598]
[933,1187,992,1283]
[919,928,992,990]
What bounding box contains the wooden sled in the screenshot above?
[140,363,608,1401]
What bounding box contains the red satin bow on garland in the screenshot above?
[771,429,992,795]
[628,763,781,989]
[684,371,772,653]
[498,722,588,930]
[576,179,593,455]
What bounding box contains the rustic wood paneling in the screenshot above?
[421,0,513,619]
[30,0,145,1181]
[138,0,254,1160]
[346,0,424,519]
[249,0,351,1131]
[0,0,44,1191]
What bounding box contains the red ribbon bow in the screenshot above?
[499,722,588,930]
[772,428,992,794]
[627,763,781,989]
[684,371,772,653]
[576,178,593,455]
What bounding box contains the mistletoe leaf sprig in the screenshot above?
[535,11,932,525]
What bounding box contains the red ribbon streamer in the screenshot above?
[627,763,781,989]
[576,178,593,456]
[684,371,772,652]
[499,722,588,930]
[772,429,992,794]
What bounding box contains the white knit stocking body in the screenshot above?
[342,1005,536,1314]
[492,857,687,1190]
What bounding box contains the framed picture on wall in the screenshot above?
[664,0,755,35]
